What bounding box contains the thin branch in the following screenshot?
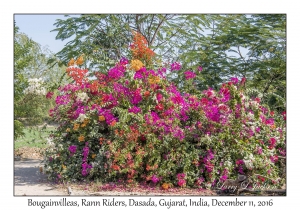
[135,14,141,33]
[155,16,188,48]
[212,19,215,37]
[149,14,168,46]
[237,46,248,77]
[237,46,247,63]
[147,15,155,40]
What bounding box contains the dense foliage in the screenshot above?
[51,14,208,70]
[14,23,36,138]
[44,50,286,189]
[52,14,286,112]
[14,23,67,139]
[179,14,286,111]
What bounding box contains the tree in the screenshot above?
[14,23,67,139]
[52,14,286,111]
[51,14,209,70]
[178,14,286,111]
[14,23,35,138]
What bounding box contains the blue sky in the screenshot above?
[14,14,71,53]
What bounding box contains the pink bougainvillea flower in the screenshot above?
[205,162,214,173]
[203,89,215,99]
[151,175,160,184]
[257,147,263,155]
[218,104,229,114]
[195,177,205,187]
[178,179,186,187]
[282,111,286,120]
[155,103,164,111]
[270,155,278,163]
[156,93,163,102]
[230,77,239,84]
[220,175,228,182]
[46,91,54,99]
[120,57,128,65]
[236,159,244,165]
[170,62,181,71]
[240,77,246,87]
[107,65,126,80]
[81,162,92,176]
[128,106,141,114]
[184,71,196,80]
[268,137,276,149]
[254,97,261,103]
[176,173,186,180]
[265,118,274,125]
[69,145,77,154]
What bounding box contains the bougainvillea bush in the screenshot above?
[44,35,286,189]
[44,56,286,189]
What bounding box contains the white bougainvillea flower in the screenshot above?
[23,78,46,95]
[76,92,89,102]
[77,113,87,122]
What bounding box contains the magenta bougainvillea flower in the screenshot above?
[151,175,160,184]
[81,162,92,176]
[230,77,239,84]
[184,71,196,80]
[128,106,141,114]
[177,179,186,187]
[46,91,54,99]
[68,145,77,154]
[176,173,186,180]
[170,62,181,71]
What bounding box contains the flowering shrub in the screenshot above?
[44,54,285,189]
[24,78,47,95]
[15,77,54,127]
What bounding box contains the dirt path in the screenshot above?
[13,159,217,196]
[14,159,87,196]
[14,159,284,197]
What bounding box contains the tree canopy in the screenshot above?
[178,14,286,110]
[14,23,67,139]
[51,14,209,69]
[52,14,285,112]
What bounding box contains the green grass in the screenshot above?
[14,125,57,149]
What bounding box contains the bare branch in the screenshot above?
[147,15,155,40]
[155,16,188,48]
[237,46,248,77]
[135,14,141,33]
[149,14,168,46]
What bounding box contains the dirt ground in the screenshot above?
[14,158,88,196]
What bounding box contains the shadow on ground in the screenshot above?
[14,159,66,196]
